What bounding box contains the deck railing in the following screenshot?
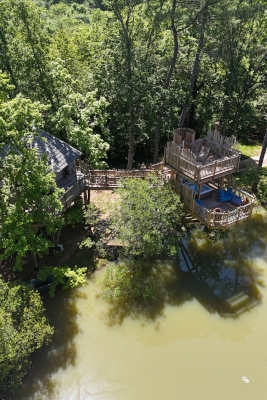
[174,181,254,229]
[60,161,158,209]
[165,140,240,183]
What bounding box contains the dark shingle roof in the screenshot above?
[0,131,82,173]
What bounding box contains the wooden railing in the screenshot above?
[174,181,254,229]
[165,140,240,183]
[59,161,158,209]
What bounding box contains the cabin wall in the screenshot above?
[56,161,76,184]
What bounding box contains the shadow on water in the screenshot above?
[7,287,87,400]
[184,211,267,318]
[103,260,193,326]
[102,210,267,326]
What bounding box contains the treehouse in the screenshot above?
[0,131,89,210]
[164,127,255,229]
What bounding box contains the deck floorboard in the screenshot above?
[202,191,238,212]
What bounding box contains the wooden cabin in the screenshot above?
[0,131,89,210]
[164,127,255,229]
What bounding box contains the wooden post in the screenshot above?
[213,161,217,177]
[191,197,195,215]
[64,194,67,210]
[207,210,211,228]
[55,228,62,246]
[198,183,202,199]
[226,211,229,226]
[32,252,38,272]
[83,189,88,205]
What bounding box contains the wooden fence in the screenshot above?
[165,140,240,183]
[174,181,254,229]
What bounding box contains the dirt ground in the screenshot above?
[0,190,117,283]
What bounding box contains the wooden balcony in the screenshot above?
[164,138,241,184]
[174,180,255,230]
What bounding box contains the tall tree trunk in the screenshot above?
[251,129,267,192]
[32,252,38,273]
[178,7,207,128]
[127,102,135,169]
[153,0,178,164]
[111,5,135,170]
[258,129,267,168]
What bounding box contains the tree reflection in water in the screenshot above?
[186,211,267,318]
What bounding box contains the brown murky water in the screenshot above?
[10,211,267,400]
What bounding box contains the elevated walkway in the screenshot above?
[60,160,159,210]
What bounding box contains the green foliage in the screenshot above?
[47,61,110,167]
[257,168,267,205]
[235,163,260,191]
[0,277,54,395]
[64,199,84,227]
[99,261,156,300]
[1,0,267,167]
[38,265,87,297]
[112,176,184,260]
[83,203,101,228]
[0,84,64,269]
[238,144,262,158]
[80,203,109,258]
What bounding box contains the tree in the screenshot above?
[100,261,156,300]
[0,277,54,395]
[0,83,64,270]
[193,0,267,138]
[112,176,184,259]
[38,265,88,297]
[47,60,110,168]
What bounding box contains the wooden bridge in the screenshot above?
[60,160,162,211]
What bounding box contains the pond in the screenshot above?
[8,210,267,400]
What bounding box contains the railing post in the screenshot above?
[213,161,217,177]
[207,210,211,228]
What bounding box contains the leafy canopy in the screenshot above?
[112,176,184,260]
[0,76,64,269]
[100,261,156,300]
[0,277,54,395]
[38,265,88,297]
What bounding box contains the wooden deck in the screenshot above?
[164,138,240,184]
[59,161,158,210]
[174,180,254,230]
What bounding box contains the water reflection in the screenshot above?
[103,261,192,326]
[186,211,267,318]
[7,288,86,400]
[5,210,267,400]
